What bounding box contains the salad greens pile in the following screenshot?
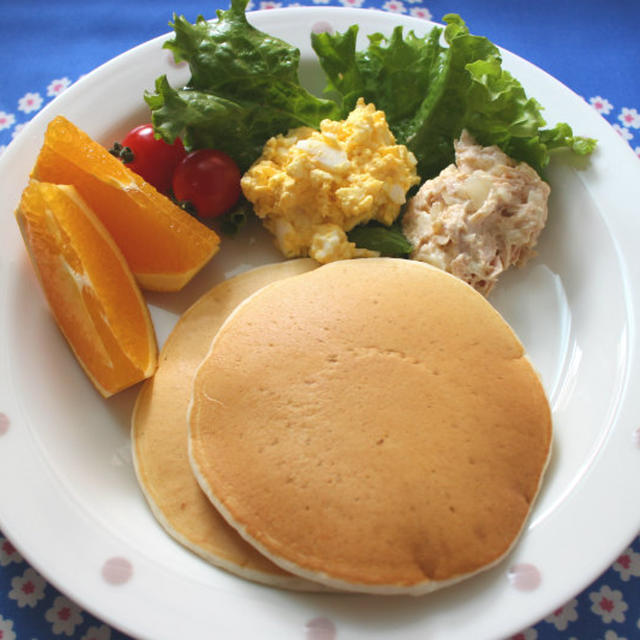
[145,0,340,172]
[311,15,595,179]
[146,0,596,246]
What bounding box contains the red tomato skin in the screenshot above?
[172,149,242,218]
[121,124,186,194]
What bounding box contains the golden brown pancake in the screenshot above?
[188,257,552,595]
[132,259,321,590]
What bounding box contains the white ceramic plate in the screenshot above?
[1,8,639,640]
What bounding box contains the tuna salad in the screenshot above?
[402,131,550,296]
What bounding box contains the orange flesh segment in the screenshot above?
[15,180,158,397]
[32,116,220,292]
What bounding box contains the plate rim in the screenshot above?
[1,7,639,640]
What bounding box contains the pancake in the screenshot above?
[132,259,321,590]
[188,257,552,595]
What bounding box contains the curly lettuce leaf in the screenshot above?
[311,24,442,126]
[145,0,340,171]
[312,13,596,179]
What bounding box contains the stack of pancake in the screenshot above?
[132,257,552,595]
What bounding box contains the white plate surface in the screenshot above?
[1,8,639,640]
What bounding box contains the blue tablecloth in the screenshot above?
[1,2,639,639]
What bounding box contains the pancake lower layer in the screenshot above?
[188,257,553,595]
[132,259,320,590]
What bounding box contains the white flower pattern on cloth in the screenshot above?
[0,111,15,131]
[0,3,639,640]
[619,107,640,129]
[410,6,431,19]
[613,123,634,141]
[81,624,113,640]
[614,547,640,582]
[0,615,16,640]
[603,630,629,640]
[0,537,23,566]
[544,598,579,631]
[46,76,71,97]
[45,595,84,636]
[589,585,629,624]
[382,0,406,12]
[9,567,47,608]
[590,95,614,114]
[17,91,42,113]
[11,122,26,139]
[510,627,538,640]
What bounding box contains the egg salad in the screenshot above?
[241,98,419,263]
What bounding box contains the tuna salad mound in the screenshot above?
[402,130,550,296]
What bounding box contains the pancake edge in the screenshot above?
[186,258,554,595]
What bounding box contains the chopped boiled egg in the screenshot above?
[241,98,420,264]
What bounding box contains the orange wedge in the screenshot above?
[15,179,158,397]
[32,116,220,292]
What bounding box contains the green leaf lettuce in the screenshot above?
[312,13,596,179]
[145,0,340,171]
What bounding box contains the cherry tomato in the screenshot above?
[172,149,242,218]
[119,124,186,194]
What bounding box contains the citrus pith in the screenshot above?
[15,179,158,397]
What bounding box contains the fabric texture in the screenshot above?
[0,1,638,639]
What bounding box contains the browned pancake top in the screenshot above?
[189,257,552,593]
